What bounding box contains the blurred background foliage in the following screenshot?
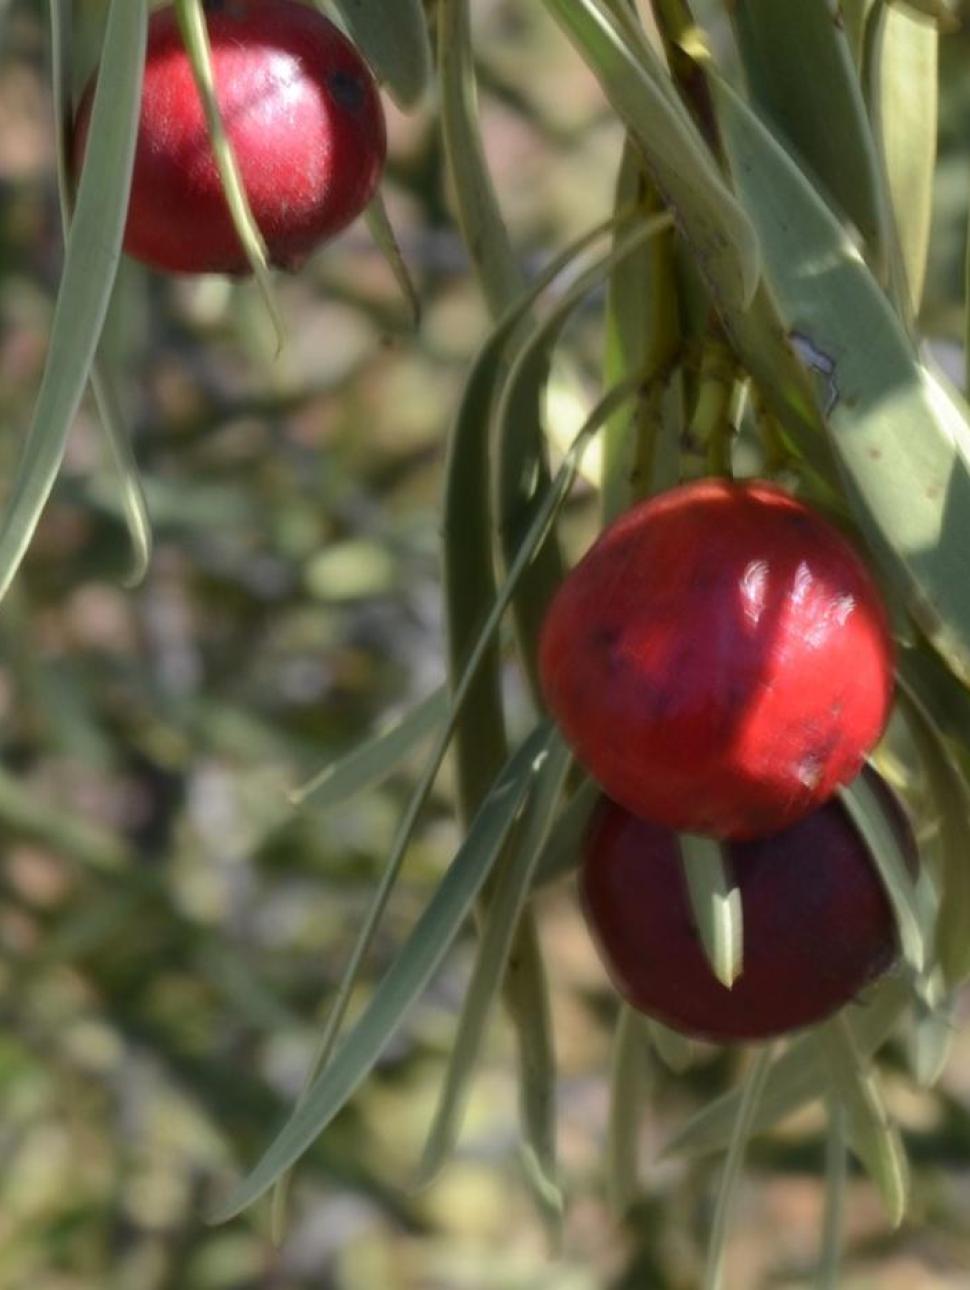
[2,0,970,1286]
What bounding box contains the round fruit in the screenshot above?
[72,0,386,274]
[580,771,914,1042]
[539,479,894,840]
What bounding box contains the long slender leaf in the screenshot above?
[606,1005,648,1214]
[817,1015,909,1226]
[364,194,421,326]
[533,777,600,889]
[329,0,430,109]
[703,1047,773,1290]
[289,686,448,808]
[0,0,147,605]
[815,1101,848,1290]
[731,0,889,268]
[869,2,938,318]
[842,0,879,66]
[680,835,742,989]
[647,1020,696,1074]
[416,737,571,1185]
[49,0,152,586]
[713,70,970,689]
[540,0,759,311]
[663,977,910,1159]
[838,775,926,974]
[211,724,554,1221]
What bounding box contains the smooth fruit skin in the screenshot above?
[72,0,386,274]
[580,773,915,1042]
[539,480,894,840]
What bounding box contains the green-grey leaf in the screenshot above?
[606,1006,648,1214]
[815,1101,848,1290]
[816,1015,909,1226]
[842,0,879,66]
[664,977,909,1159]
[533,777,600,889]
[416,737,571,1186]
[907,974,956,1088]
[329,0,430,109]
[289,687,447,808]
[680,835,743,989]
[540,0,759,310]
[703,1047,773,1290]
[647,1020,696,1074]
[869,2,938,317]
[838,775,925,974]
[0,0,146,605]
[364,193,421,326]
[48,0,152,586]
[713,71,970,689]
[210,723,553,1222]
[732,0,888,269]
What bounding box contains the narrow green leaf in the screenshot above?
[842,0,879,66]
[48,0,152,586]
[703,1047,774,1290]
[647,1020,696,1073]
[416,737,571,1186]
[815,1101,848,1290]
[329,0,430,109]
[289,687,448,808]
[713,71,970,689]
[663,977,909,1159]
[897,667,970,986]
[533,777,600,889]
[870,2,938,317]
[679,835,743,989]
[173,0,284,347]
[211,724,553,1222]
[606,1006,649,1214]
[0,0,147,605]
[838,775,925,974]
[908,973,956,1088]
[438,0,523,316]
[817,1015,909,1226]
[540,0,759,310]
[731,0,889,268]
[364,193,421,327]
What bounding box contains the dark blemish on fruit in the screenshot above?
[328,68,368,112]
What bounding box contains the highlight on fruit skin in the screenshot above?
[580,768,917,1043]
[539,478,895,841]
[72,0,387,275]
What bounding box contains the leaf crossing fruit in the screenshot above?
[580,770,916,1041]
[72,0,386,275]
[539,479,894,839]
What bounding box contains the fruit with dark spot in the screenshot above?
[539,479,894,839]
[72,0,386,274]
[580,770,915,1041]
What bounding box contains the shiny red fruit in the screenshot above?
[539,479,894,840]
[73,0,386,274]
[580,773,914,1041]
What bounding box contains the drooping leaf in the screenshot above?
[540,0,760,310]
[416,737,571,1186]
[838,775,926,974]
[713,71,970,690]
[731,0,889,269]
[703,1047,774,1290]
[211,724,554,1222]
[606,1006,649,1214]
[664,977,909,1159]
[816,1015,910,1226]
[533,777,600,888]
[329,0,431,109]
[815,1101,848,1290]
[48,0,152,586]
[842,0,879,66]
[0,0,147,605]
[289,687,448,808]
[364,194,421,326]
[679,835,743,989]
[869,2,938,318]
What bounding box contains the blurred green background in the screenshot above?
[3,1,970,1286]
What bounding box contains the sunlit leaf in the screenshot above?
[713,71,970,689]
[680,835,743,989]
